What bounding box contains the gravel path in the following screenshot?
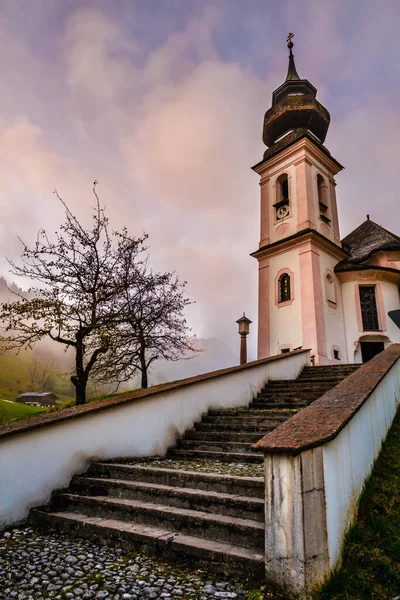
[125,458,264,478]
[0,527,272,600]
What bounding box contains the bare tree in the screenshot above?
[0,184,147,405]
[29,354,55,391]
[93,260,196,388]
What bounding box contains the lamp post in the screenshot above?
[236,313,252,365]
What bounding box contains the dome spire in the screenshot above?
[286,32,300,81]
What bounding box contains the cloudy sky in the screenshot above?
[0,0,399,360]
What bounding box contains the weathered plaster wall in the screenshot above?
[0,351,309,530]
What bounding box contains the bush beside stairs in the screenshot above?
[31,364,360,578]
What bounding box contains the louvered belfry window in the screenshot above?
[279,273,291,303]
[359,286,379,331]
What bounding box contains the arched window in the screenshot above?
[279,174,289,201]
[274,174,290,220]
[278,273,291,303]
[317,174,330,224]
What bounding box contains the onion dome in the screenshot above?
[263,34,330,148]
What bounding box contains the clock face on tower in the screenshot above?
[276,204,289,220]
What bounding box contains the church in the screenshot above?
[252,35,400,365]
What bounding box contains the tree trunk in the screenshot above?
[139,347,148,388]
[71,375,87,405]
[72,337,88,405]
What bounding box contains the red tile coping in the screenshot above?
[0,349,310,441]
[252,344,400,456]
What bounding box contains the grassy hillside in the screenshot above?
[0,351,74,404]
[0,399,46,426]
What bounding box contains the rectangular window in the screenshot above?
[359,286,379,331]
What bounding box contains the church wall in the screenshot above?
[341,275,400,362]
[318,252,348,363]
[268,248,302,355]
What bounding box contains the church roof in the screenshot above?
[335,219,400,272]
[262,35,330,148]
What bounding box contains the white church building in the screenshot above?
[252,37,400,365]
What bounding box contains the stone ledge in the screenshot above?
[0,349,309,441]
[252,344,400,455]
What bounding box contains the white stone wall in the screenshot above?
[0,351,310,530]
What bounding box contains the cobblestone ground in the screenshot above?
[0,527,272,600]
[126,459,264,478]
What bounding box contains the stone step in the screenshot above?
[193,421,278,433]
[264,381,338,390]
[200,414,293,425]
[167,449,264,463]
[30,510,264,577]
[301,366,360,374]
[176,439,254,453]
[70,477,264,521]
[50,494,264,550]
[257,390,325,398]
[88,463,264,497]
[207,408,298,418]
[249,401,309,409]
[185,430,263,443]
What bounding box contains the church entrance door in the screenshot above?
[360,341,384,363]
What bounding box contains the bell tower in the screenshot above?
[252,35,348,364]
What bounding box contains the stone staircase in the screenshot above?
[31,364,360,577]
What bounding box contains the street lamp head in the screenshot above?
[236,312,252,336]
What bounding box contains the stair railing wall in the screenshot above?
[0,349,310,530]
[253,344,400,598]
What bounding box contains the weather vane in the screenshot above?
[287,32,294,55]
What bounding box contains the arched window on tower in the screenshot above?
[278,273,291,303]
[274,174,290,220]
[317,174,330,225]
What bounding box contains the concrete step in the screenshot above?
[30,510,264,577]
[167,449,264,463]
[176,439,254,453]
[88,464,264,497]
[70,476,264,521]
[51,494,264,550]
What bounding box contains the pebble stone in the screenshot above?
[0,527,253,600]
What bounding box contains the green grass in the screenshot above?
[0,399,46,426]
[316,409,400,599]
